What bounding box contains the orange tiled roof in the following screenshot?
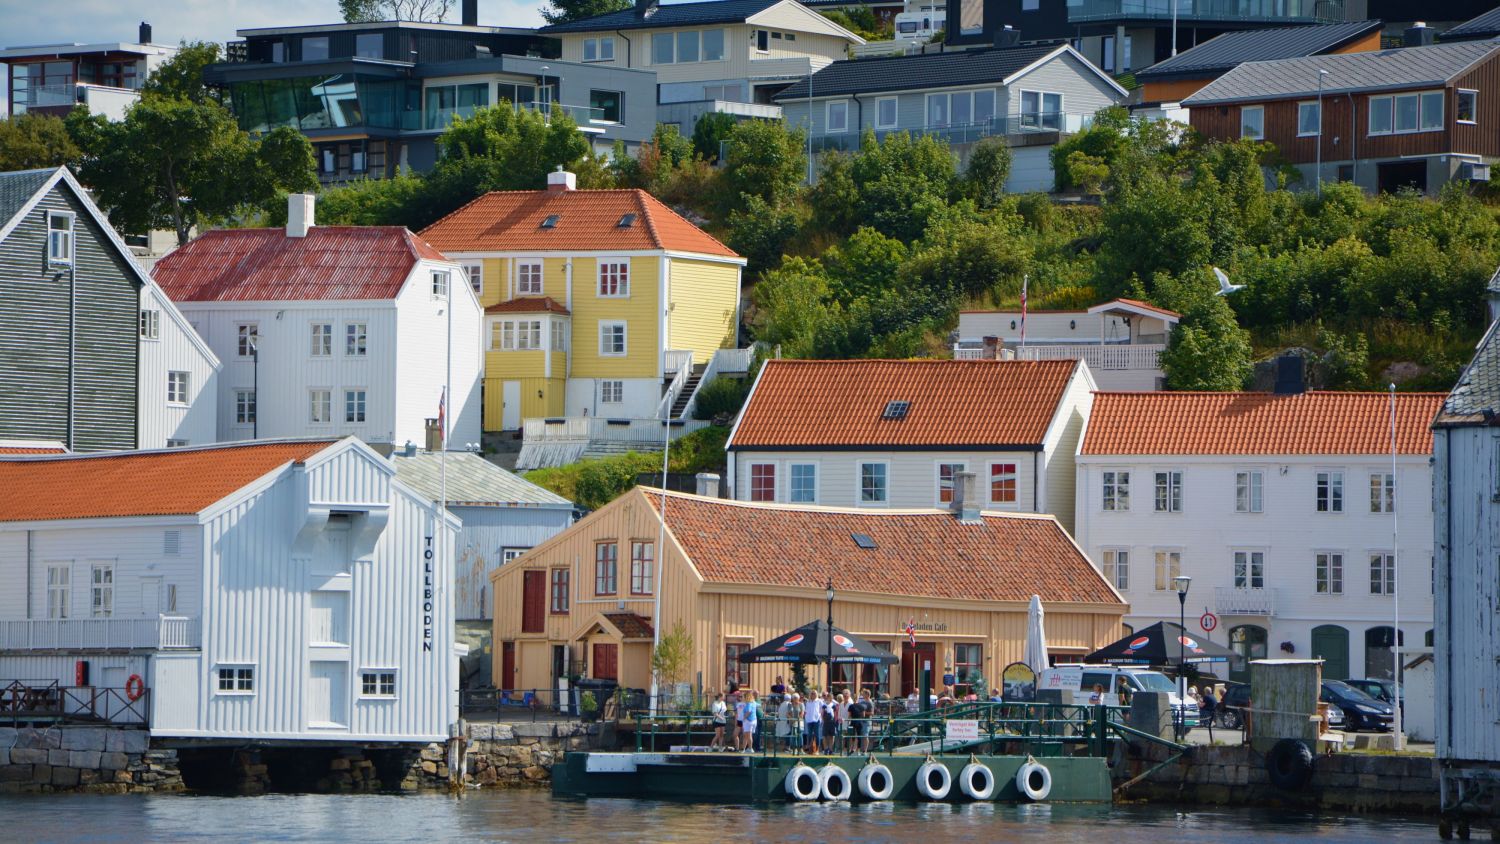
[1103,298,1181,319]
[644,490,1122,605]
[0,441,335,522]
[419,189,739,258]
[1081,391,1447,456]
[729,359,1080,449]
[0,443,66,455]
[485,296,571,315]
[604,612,655,639]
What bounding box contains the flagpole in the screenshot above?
[1020,274,1029,351]
[1390,383,1403,750]
[649,355,670,717]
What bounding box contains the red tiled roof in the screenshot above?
[485,296,571,315]
[151,227,450,302]
[420,189,739,258]
[1081,391,1447,456]
[644,490,1122,605]
[0,442,66,455]
[604,612,655,639]
[729,359,1080,449]
[1100,298,1181,319]
[0,441,335,522]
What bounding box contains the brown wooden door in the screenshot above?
[900,642,937,697]
[501,641,516,690]
[521,571,545,633]
[592,643,618,680]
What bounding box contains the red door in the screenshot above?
[501,641,516,690]
[900,642,937,697]
[592,643,618,680]
[521,571,545,632]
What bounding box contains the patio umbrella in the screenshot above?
[1023,594,1049,676]
[1084,621,1235,670]
[737,619,899,666]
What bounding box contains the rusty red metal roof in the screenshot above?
[151,227,451,302]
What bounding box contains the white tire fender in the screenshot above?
[856,762,895,801]
[959,761,995,801]
[819,764,852,801]
[1016,759,1052,802]
[785,763,820,801]
[916,760,952,801]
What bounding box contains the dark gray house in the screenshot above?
[0,168,141,451]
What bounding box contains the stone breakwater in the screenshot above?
[403,721,600,790]
[0,727,182,794]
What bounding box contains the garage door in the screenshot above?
[1006,146,1056,194]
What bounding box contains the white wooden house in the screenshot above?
[139,280,220,449]
[0,438,460,743]
[956,298,1178,391]
[725,358,1096,532]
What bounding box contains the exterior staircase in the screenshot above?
[670,364,707,418]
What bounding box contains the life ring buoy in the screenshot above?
[785,763,820,801]
[916,760,952,801]
[1266,738,1314,791]
[819,764,852,801]
[125,674,146,702]
[1016,759,1052,802]
[960,761,996,800]
[857,762,894,800]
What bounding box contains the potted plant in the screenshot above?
[580,690,599,722]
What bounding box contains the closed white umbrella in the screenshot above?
[1024,594,1049,677]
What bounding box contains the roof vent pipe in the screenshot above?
[636,0,659,18]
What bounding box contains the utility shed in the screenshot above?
[1248,658,1321,750]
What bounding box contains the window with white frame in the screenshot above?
[826,99,850,133]
[1103,548,1128,590]
[1153,550,1181,591]
[431,270,449,298]
[652,29,724,63]
[1297,100,1321,136]
[1369,90,1443,135]
[790,463,817,503]
[1458,89,1478,124]
[1370,472,1394,513]
[502,547,529,564]
[517,260,543,295]
[1235,470,1263,513]
[309,389,331,423]
[1370,552,1396,594]
[217,665,254,693]
[1240,105,1265,140]
[360,670,397,697]
[345,389,367,423]
[463,263,483,295]
[552,321,569,351]
[140,309,160,340]
[1316,551,1343,594]
[598,260,629,296]
[989,462,1017,506]
[749,463,776,502]
[583,36,615,62]
[937,462,966,504]
[755,29,770,52]
[1019,90,1062,130]
[1154,470,1182,512]
[927,89,995,128]
[235,390,256,425]
[600,379,623,403]
[91,562,113,617]
[310,322,332,356]
[346,322,367,356]
[167,371,189,404]
[46,211,74,265]
[496,319,543,351]
[1233,550,1264,589]
[859,462,888,504]
[46,563,69,618]
[876,97,898,129]
[1102,470,1129,511]
[599,321,627,356]
[237,323,258,357]
[1316,470,1344,512]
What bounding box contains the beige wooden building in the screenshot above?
[489,482,1127,697]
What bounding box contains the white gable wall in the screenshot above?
[393,259,483,450]
[139,285,219,448]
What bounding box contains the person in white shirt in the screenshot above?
[775,696,793,749]
[804,688,824,753]
[709,692,728,750]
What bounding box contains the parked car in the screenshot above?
[1344,678,1402,709]
[1037,664,1200,730]
[1217,682,1250,729]
[1326,702,1346,730]
[1320,680,1394,731]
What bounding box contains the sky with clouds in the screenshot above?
[0,0,551,49]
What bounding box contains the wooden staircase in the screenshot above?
[669,364,707,418]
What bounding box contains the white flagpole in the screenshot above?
[1390,383,1403,749]
[1020,274,1029,350]
[649,355,670,716]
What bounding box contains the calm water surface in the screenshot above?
[0,789,1438,842]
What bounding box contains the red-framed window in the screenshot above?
[630,541,654,595]
[595,542,618,595]
[990,463,1017,505]
[749,463,776,502]
[725,642,750,686]
[549,568,570,614]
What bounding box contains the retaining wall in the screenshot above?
[403,720,600,790]
[0,726,181,794]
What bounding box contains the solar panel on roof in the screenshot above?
[882,400,910,420]
[851,533,877,549]
[541,214,560,229]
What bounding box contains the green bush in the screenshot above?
[690,377,748,420]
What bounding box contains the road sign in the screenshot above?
[945,719,980,742]
[1200,612,1219,633]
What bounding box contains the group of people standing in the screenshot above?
[708,675,877,754]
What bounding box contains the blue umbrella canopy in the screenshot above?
[737,619,899,665]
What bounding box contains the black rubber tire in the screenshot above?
[1220,710,1241,730]
[1265,738,1315,791]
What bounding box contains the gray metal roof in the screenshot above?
[392,451,572,508]
[0,168,59,234]
[1137,21,1383,80]
[1442,8,1500,42]
[540,0,782,33]
[1437,317,1500,426]
[1183,40,1500,106]
[775,44,1065,101]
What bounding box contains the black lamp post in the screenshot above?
[825,579,835,691]
[1172,575,1192,741]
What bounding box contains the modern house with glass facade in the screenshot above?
[204,21,655,185]
[1,23,177,120]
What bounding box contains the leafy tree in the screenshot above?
[140,41,223,104]
[692,112,737,163]
[726,194,803,276]
[748,257,841,358]
[690,377,748,419]
[340,0,454,22]
[721,118,806,211]
[652,621,694,706]
[823,226,906,303]
[1066,151,1108,194]
[963,136,1012,209]
[1318,326,1371,390]
[846,129,956,242]
[1157,271,1253,391]
[0,113,80,171]
[284,174,429,227]
[904,212,1030,299]
[820,8,891,40]
[540,0,630,25]
[615,124,698,196]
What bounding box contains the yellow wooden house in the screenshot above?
[421,170,745,430]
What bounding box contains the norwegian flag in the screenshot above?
[1019,274,1029,347]
[905,618,917,647]
[436,387,446,441]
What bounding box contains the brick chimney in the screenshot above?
[425,417,443,452]
[546,166,577,192]
[286,193,315,238]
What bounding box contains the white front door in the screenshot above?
[307,661,348,728]
[502,380,522,430]
[140,578,162,616]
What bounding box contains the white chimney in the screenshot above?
[695,472,721,498]
[546,166,576,192]
[952,470,981,524]
[287,193,316,238]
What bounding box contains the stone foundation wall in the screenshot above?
[1116,743,1438,813]
[401,721,600,790]
[0,727,181,794]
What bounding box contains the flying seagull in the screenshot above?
[1213,266,1244,296]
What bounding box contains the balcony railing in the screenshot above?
[0,616,201,652]
[1068,0,1342,24]
[810,113,1093,153]
[523,101,610,125]
[1215,587,1277,616]
[1015,343,1165,371]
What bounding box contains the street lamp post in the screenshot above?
[1172,575,1192,742]
[825,580,835,691]
[249,336,259,440]
[1316,69,1328,197]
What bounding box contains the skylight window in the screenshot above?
[540,214,560,229]
[851,533,877,550]
[882,400,910,420]
[617,213,637,228]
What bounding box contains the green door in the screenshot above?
[1310,625,1350,680]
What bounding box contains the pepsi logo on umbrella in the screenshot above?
[776,633,805,652]
[832,634,859,653]
[1177,635,1205,654]
[1123,636,1151,653]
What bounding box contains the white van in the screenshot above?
[1036,664,1200,729]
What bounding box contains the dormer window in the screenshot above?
[47,211,74,266]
